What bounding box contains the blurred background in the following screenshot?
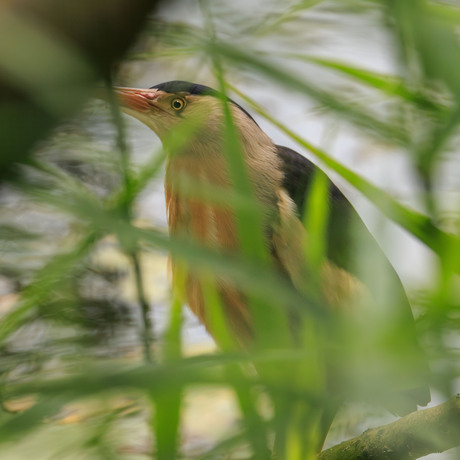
[0,0,459,458]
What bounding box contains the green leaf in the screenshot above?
[0,225,38,241]
[302,169,330,273]
[0,232,97,342]
[206,39,410,145]
[232,87,460,270]
[292,55,443,110]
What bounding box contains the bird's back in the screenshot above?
[276,145,430,413]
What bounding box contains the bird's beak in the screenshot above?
[94,86,159,113]
[112,87,159,112]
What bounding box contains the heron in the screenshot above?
[107,80,430,449]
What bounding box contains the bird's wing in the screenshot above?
[271,186,365,308]
[275,145,375,278]
[275,145,402,295]
[275,145,430,412]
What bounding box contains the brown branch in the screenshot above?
[320,395,460,460]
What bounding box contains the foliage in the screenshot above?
[0,0,459,458]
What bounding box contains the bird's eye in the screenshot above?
[171,98,185,111]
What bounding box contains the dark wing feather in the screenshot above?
[276,145,376,278]
[275,145,430,412]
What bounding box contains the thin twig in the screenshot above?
[130,252,154,363]
[105,77,154,363]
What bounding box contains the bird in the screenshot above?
[108,80,430,426]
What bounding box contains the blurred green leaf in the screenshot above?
[1,1,460,458]
[386,0,460,188]
[232,86,460,269]
[0,397,67,443]
[0,225,38,241]
[207,40,411,145]
[302,169,329,273]
[0,8,95,117]
[292,55,444,111]
[0,232,97,342]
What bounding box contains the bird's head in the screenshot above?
[112,80,260,146]
[108,80,282,205]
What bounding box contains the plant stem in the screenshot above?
[130,251,154,363]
